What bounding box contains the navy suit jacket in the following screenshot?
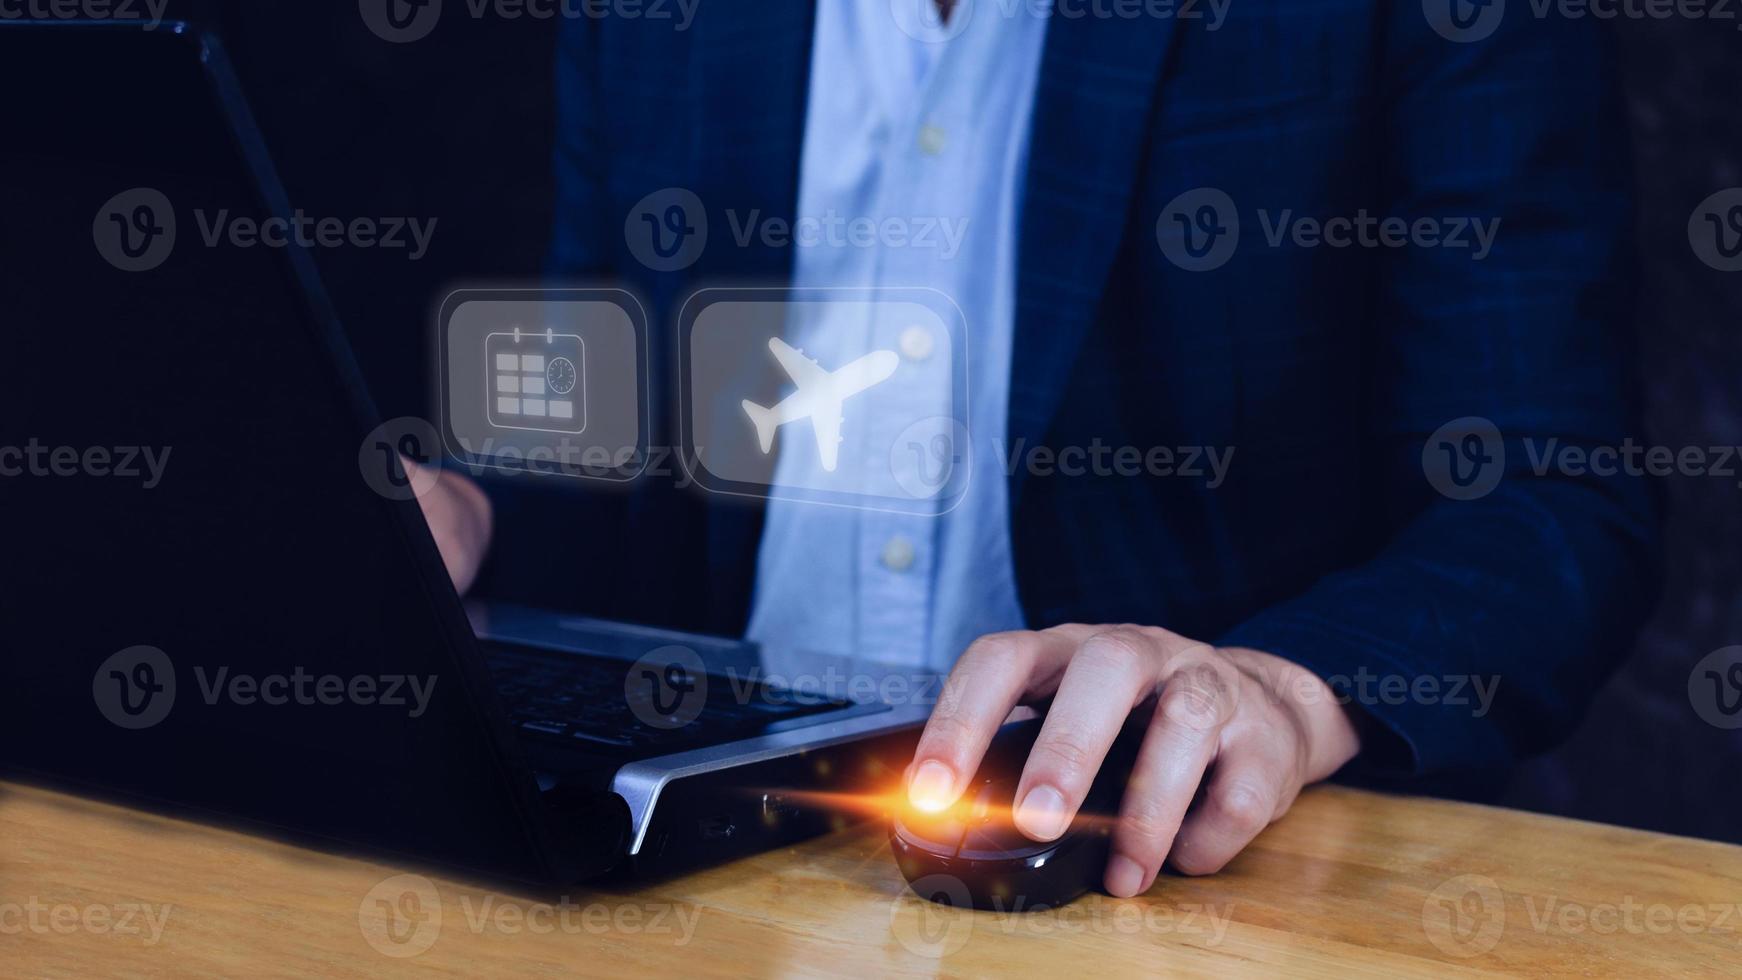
[481,1,1658,787]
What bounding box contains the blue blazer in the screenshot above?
[484,1,1658,787]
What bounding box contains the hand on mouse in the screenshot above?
[906,625,1361,898]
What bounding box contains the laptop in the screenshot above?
[0,21,933,885]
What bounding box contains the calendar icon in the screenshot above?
[485,328,586,434]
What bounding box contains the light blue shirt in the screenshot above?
[745,3,1050,669]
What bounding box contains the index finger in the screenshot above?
[906,628,1084,812]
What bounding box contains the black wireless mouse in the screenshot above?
[890,720,1141,911]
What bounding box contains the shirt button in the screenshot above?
[899,325,935,362]
[881,536,917,572]
[917,124,947,157]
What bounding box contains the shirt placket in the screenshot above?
[852,34,967,662]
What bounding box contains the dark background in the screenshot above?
[160,2,1739,842]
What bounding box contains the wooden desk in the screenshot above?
[3,780,1737,978]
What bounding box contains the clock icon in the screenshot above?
[546,356,577,395]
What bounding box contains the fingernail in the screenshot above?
[1014,785,1071,840]
[907,761,956,812]
[1105,854,1147,897]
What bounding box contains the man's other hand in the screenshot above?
[404,457,492,595]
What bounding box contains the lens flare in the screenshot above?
[906,761,956,813]
[909,788,952,814]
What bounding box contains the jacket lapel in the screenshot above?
[689,0,816,280]
[686,0,815,632]
[1009,12,1178,502]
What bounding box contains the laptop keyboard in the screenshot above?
[481,641,848,752]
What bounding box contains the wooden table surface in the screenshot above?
[3,779,1738,978]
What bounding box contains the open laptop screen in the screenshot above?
[0,23,589,881]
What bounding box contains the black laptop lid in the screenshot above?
[0,22,614,883]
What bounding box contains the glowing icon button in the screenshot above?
[741,337,899,473]
[485,328,587,434]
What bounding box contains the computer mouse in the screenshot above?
[890,720,1140,911]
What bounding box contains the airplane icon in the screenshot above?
[742,337,900,473]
